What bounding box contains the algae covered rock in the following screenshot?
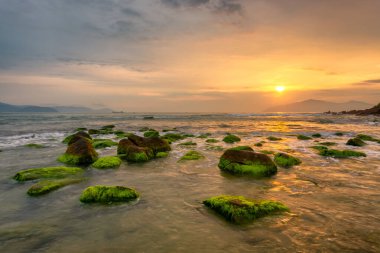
[218,149,277,177]
[117,139,154,162]
[206,138,219,143]
[274,153,301,168]
[27,178,85,196]
[92,139,118,149]
[179,150,204,161]
[203,195,289,223]
[156,152,169,158]
[179,141,197,146]
[80,185,139,204]
[25,143,45,148]
[128,134,171,154]
[13,166,83,181]
[311,146,366,158]
[223,134,241,143]
[58,137,98,165]
[162,133,186,143]
[92,156,122,169]
[312,133,322,138]
[267,136,282,141]
[297,135,312,140]
[357,134,380,142]
[144,130,159,138]
[346,137,366,147]
[227,146,253,151]
[62,131,92,144]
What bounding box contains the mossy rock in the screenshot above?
[197,133,212,139]
[312,133,322,138]
[218,149,277,177]
[206,138,219,143]
[267,136,282,141]
[156,152,169,158]
[92,139,118,149]
[297,135,312,140]
[14,167,83,181]
[203,195,289,224]
[144,130,159,138]
[80,185,139,204]
[58,137,98,165]
[101,125,115,130]
[117,139,154,162]
[27,178,85,196]
[62,131,92,144]
[319,142,337,146]
[274,153,301,168]
[182,133,195,138]
[179,141,197,146]
[254,142,263,147]
[227,146,253,151]
[335,132,344,136]
[139,127,151,132]
[311,146,366,158]
[92,156,122,169]
[128,134,171,154]
[25,143,45,148]
[179,151,204,161]
[162,133,186,143]
[223,134,241,144]
[357,134,379,142]
[260,150,274,155]
[88,129,101,135]
[346,137,366,147]
[206,146,224,151]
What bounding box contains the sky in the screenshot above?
[0,0,380,112]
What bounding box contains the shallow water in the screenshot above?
[0,112,379,253]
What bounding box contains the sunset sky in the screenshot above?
[1,0,380,112]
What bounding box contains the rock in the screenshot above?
[80,185,139,204]
[92,139,118,149]
[117,139,154,162]
[218,149,277,177]
[13,166,83,181]
[227,146,253,151]
[357,134,380,142]
[267,136,282,141]
[340,103,380,115]
[62,131,91,144]
[297,135,312,140]
[101,125,115,130]
[25,143,45,148]
[128,134,171,154]
[312,133,322,138]
[206,138,219,143]
[76,127,87,131]
[179,150,204,161]
[92,156,122,169]
[311,146,366,158]
[319,142,337,146]
[143,116,154,120]
[346,137,366,147]
[58,137,98,165]
[88,129,101,135]
[27,178,85,196]
[335,132,344,136]
[203,195,289,223]
[197,133,212,139]
[179,141,197,146]
[162,133,186,143]
[274,153,301,168]
[223,134,241,143]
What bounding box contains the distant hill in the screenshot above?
[264,99,373,113]
[0,102,111,113]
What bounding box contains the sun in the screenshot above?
[275,86,285,93]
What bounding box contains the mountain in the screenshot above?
[339,102,380,115]
[0,102,112,113]
[0,102,58,112]
[264,99,373,113]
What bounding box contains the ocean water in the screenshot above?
[0,112,379,253]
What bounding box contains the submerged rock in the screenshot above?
[319,142,337,146]
[312,133,322,138]
[197,133,212,139]
[267,136,282,141]
[274,153,301,168]
[58,137,98,165]
[179,141,197,146]
[27,178,85,196]
[179,150,204,161]
[357,134,380,143]
[203,195,289,223]
[297,135,312,140]
[218,149,277,177]
[162,133,186,143]
[13,166,83,181]
[311,146,366,158]
[92,156,122,169]
[223,134,241,143]
[346,137,366,147]
[206,138,219,143]
[25,143,45,148]
[80,185,139,204]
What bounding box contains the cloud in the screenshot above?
[352,78,380,86]
[161,0,242,13]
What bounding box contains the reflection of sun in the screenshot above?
[275,86,285,93]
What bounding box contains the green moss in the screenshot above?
[254,142,263,147]
[80,185,139,204]
[179,141,197,146]
[206,138,219,143]
[346,137,366,147]
[27,178,85,196]
[203,195,289,224]
[57,154,85,165]
[156,152,169,158]
[13,167,83,181]
[206,146,224,151]
[223,134,241,143]
[92,139,118,149]
[357,134,379,142]
[182,133,195,138]
[162,133,186,143]
[115,132,132,138]
[267,136,282,141]
[179,151,204,161]
[144,130,159,138]
[197,133,212,139]
[311,146,366,158]
[319,142,337,146]
[274,153,301,168]
[227,146,253,151]
[25,143,45,148]
[218,158,277,177]
[92,156,122,169]
[335,132,344,136]
[297,135,312,140]
[260,150,274,155]
[312,133,322,138]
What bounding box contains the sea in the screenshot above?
[0,112,379,253]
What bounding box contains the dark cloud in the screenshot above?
[352,79,380,86]
[161,0,242,13]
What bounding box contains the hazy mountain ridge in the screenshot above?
[0,102,111,113]
[264,99,373,113]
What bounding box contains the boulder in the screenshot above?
[58,137,98,165]
[80,185,139,204]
